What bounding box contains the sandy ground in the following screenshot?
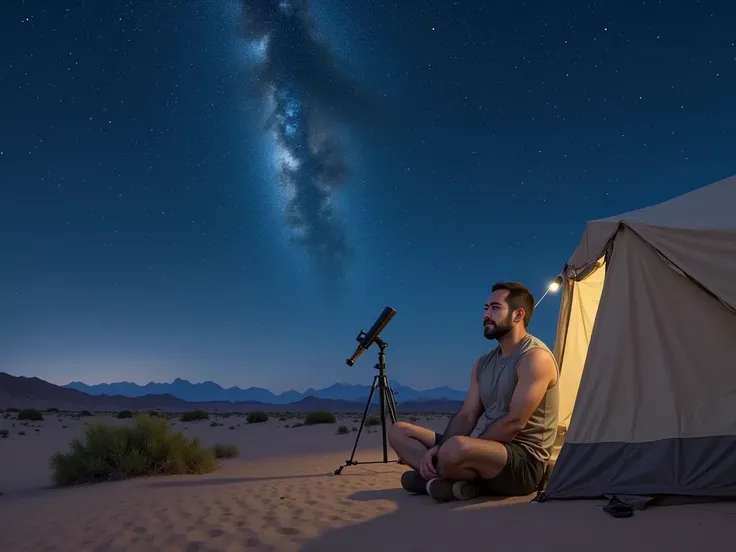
[0,411,734,552]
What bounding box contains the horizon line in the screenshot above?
[63,377,468,394]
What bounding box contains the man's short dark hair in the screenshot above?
[491,281,535,328]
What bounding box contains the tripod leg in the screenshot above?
[379,375,388,463]
[334,375,378,474]
[382,379,403,464]
[389,388,399,423]
[381,376,396,463]
[385,380,399,423]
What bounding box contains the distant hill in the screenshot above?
[0,372,191,411]
[65,378,467,404]
[0,373,464,413]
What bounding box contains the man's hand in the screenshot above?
[419,445,440,480]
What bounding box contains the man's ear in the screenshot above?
[514,309,525,323]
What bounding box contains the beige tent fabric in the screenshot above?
[546,175,736,500]
[557,259,605,429]
[565,219,618,271]
[601,174,736,230]
[555,175,736,434]
[627,223,736,311]
[565,175,736,300]
[564,227,736,445]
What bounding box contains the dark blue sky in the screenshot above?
[1,0,734,393]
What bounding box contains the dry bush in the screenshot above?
[180,410,209,422]
[17,409,43,421]
[50,415,216,486]
[212,443,238,459]
[303,411,336,425]
[247,411,269,424]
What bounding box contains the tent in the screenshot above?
[543,174,736,509]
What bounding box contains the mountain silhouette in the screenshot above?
[0,372,464,413]
[64,378,466,404]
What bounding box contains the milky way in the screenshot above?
[240,0,364,282]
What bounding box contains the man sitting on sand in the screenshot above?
[388,281,560,502]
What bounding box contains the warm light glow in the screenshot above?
[548,280,561,292]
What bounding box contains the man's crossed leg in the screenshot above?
[388,421,540,501]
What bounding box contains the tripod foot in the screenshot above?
[334,466,344,475]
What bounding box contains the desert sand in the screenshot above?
[0,411,733,552]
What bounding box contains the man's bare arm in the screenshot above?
[478,349,557,444]
[437,361,485,445]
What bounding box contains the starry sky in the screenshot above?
[1,0,734,394]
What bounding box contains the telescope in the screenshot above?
[346,306,396,367]
[335,305,400,475]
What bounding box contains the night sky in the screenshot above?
[1,0,734,394]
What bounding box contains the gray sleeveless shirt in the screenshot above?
[474,333,559,463]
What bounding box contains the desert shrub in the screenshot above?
[247,411,269,424]
[5,408,19,413]
[46,408,60,413]
[79,410,93,417]
[212,443,238,459]
[180,410,209,422]
[50,415,216,486]
[147,410,160,417]
[17,409,43,421]
[117,410,134,419]
[303,411,336,425]
[365,415,381,427]
[0,429,9,438]
[336,425,349,435]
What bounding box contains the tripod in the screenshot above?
[334,336,400,474]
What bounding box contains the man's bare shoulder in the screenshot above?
[519,348,558,381]
[525,346,556,362]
